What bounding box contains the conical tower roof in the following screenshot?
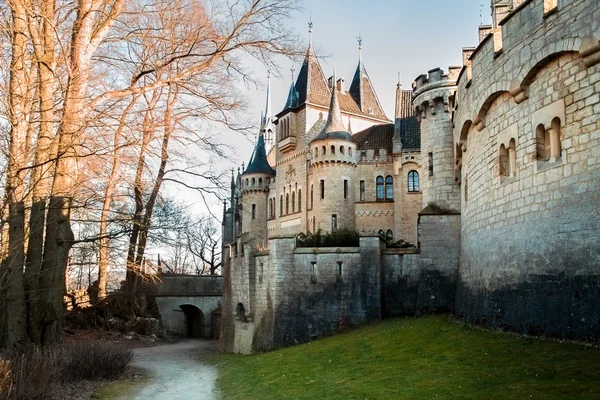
[244,132,275,175]
[311,69,355,143]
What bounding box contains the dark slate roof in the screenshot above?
[398,116,420,150]
[352,116,421,153]
[284,81,300,109]
[353,124,394,152]
[244,134,275,175]
[349,61,388,121]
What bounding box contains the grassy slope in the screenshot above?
[215,316,600,400]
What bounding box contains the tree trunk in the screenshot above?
[98,97,137,300]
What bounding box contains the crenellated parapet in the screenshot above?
[413,67,460,120]
[453,0,600,143]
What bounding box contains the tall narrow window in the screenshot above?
[310,185,314,209]
[298,189,302,211]
[252,204,256,219]
[508,139,516,176]
[331,214,338,232]
[320,180,325,199]
[286,193,289,214]
[385,176,393,200]
[344,180,348,199]
[280,195,283,216]
[292,192,295,213]
[428,152,434,176]
[310,262,317,282]
[408,171,419,192]
[360,180,365,201]
[312,218,316,233]
[550,117,562,162]
[330,145,335,155]
[376,176,384,200]
[337,262,343,280]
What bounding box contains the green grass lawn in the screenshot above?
[214,316,600,400]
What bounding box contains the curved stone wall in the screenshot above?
[453,0,600,339]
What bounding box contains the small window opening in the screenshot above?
[428,152,434,176]
[331,145,335,155]
[385,176,393,200]
[344,180,348,199]
[298,189,302,211]
[252,204,256,219]
[310,262,317,282]
[360,180,365,201]
[320,180,325,199]
[340,146,345,155]
[331,214,338,232]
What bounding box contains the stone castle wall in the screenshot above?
[453,0,600,339]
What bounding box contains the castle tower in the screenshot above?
[240,121,275,244]
[413,68,461,211]
[309,69,357,233]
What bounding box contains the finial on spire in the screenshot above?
[308,13,313,45]
[479,3,484,25]
[291,67,295,82]
[397,72,401,87]
[357,31,363,62]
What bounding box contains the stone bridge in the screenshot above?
[154,274,223,339]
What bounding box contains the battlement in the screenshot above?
[454,0,600,137]
[412,67,460,94]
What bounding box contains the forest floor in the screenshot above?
[214,315,600,400]
[94,340,219,400]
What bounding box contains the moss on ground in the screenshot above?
[214,316,600,400]
[92,376,148,399]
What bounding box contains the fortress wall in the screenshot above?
[269,236,382,349]
[453,0,600,340]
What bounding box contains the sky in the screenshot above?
[181,0,493,217]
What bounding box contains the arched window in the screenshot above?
[251,178,256,186]
[386,230,394,243]
[236,303,246,322]
[348,147,353,156]
[376,176,384,200]
[385,176,393,200]
[340,146,345,155]
[310,185,314,209]
[536,123,550,161]
[378,229,385,238]
[314,148,318,158]
[259,178,263,185]
[499,144,508,177]
[322,146,326,156]
[292,192,295,213]
[408,171,419,192]
[245,178,249,186]
[298,189,302,211]
[331,145,335,155]
[280,195,283,216]
[285,193,289,214]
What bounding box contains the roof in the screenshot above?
[280,45,389,122]
[397,116,420,150]
[396,89,413,120]
[349,61,388,121]
[244,134,275,176]
[311,71,355,144]
[353,124,394,153]
[352,116,421,153]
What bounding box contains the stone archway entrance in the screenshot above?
[180,304,204,338]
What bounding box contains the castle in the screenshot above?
[221,0,600,354]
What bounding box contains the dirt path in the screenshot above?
[126,340,218,400]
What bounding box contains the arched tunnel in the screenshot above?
[179,304,205,338]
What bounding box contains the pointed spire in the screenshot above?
[284,67,299,109]
[325,66,344,133]
[263,71,272,126]
[310,67,353,143]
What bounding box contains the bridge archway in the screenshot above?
[180,304,204,338]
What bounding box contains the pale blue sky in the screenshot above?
[187,1,493,215]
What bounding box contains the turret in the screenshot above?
[413,67,461,211]
[309,69,357,232]
[240,109,275,242]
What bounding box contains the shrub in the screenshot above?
[296,229,360,248]
[3,347,58,400]
[58,342,133,382]
[0,359,11,399]
[385,239,416,249]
